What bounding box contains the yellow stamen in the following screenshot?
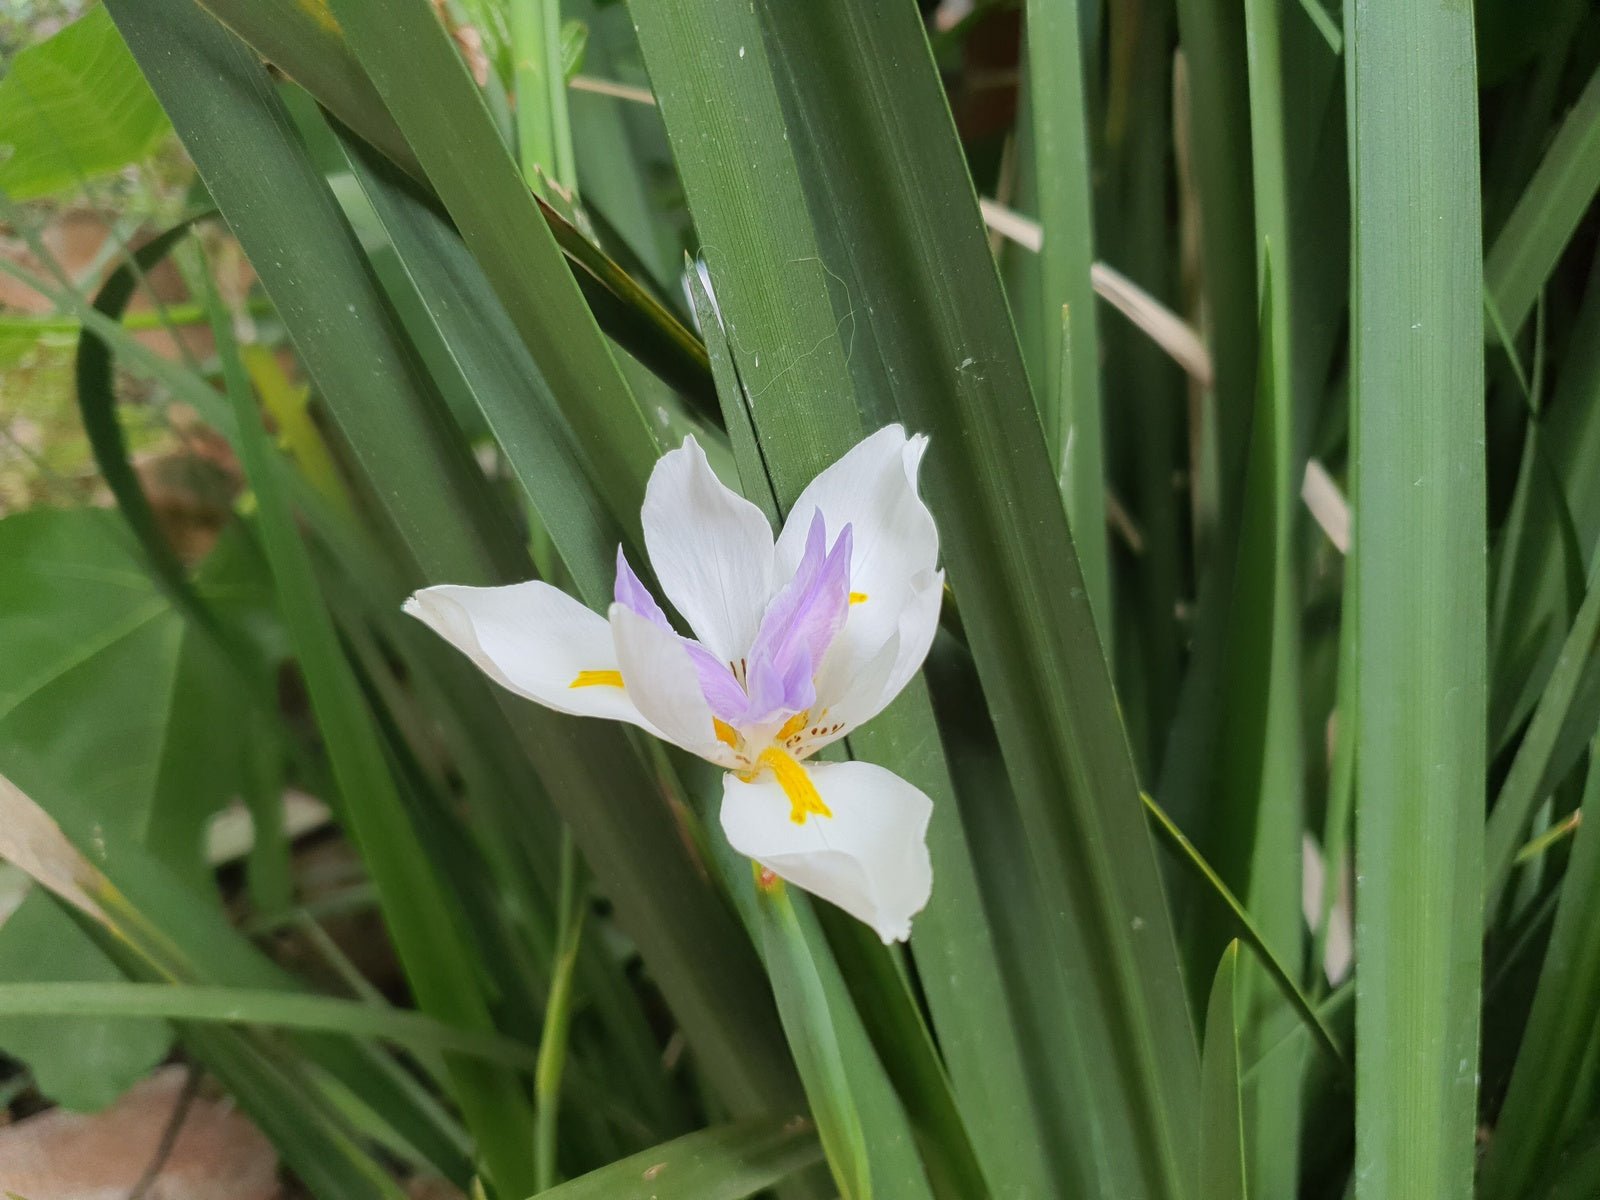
[849,591,868,605]
[713,717,740,748]
[757,747,832,825]
[569,669,624,689]
[776,711,809,742]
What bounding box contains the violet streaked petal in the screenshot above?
[614,546,672,629]
[746,513,853,709]
[616,546,748,722]
[684,640,750,721]
[744,643,817,725]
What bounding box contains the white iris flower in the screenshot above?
[404,426,943,943]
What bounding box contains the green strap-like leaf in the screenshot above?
[1481,741,1600,1198]
[72,216,213,628]
[323,0,663,530]
[631,4,1199,1196]
[1486,61,1600,342]
[200,260,541,1194]
[1485,552,1600,912]
[530,1117,822,1200]
[1024,0,1110,639]
[195,0,716,413]
[1143,793,1350,1074]
[1199,943,1249,1200]
[1346,0,1487,1194]
[0,982,541,1069]
[113,0,799,1127]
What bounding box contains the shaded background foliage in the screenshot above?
[0,0,1598,1197]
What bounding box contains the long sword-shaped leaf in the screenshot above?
[1486,61,1600,341]
[1346,1,1486,1194]
[111,0,798,1121]
[0,775,414,1199]
[689,270,1008,1200]
[73,216,216,626]
[336,134,624,603]
[1168,0,1256,535]
[1024,0,1110,638]
[1232,0,1312,1160]
[192,0,715,414]
[1481,738,1600,1198]
[533,1118,822,1200]
[630,4,1198,1196]
[322,0,661,533]
[1144,794,1348,1073]
[1485,553,1600,912]
[1199,943,1249,1200]
[0,982,540,1068]
[204,267,540,1196]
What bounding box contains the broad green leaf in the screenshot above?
[0,509,275,893]
[1347,1,1486,1195]
[0,773,416,1199]
[0,895,170,1111]
[630,4,1198,1195]
[0,7,171,199]
[1199,943,1248,1200]
[1482,740,1600,1197]
[533,1118,823,1200]
[1486,62,1600,341]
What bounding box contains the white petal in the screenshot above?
[720,760,932,943]
[643,435,776,663]
[814,568,945,743]
[775,426,938,689]
[404,582,656,730]
[610,604,737,766]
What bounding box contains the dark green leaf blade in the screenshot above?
[1486,62,1600,341]
[1346,0,1487,1193]
[1480,738,1600,1199]
[533,1118,822,1200]
[630,3,1199,1196]
[1199,943,1249,1200]
[201,264,540,1194]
